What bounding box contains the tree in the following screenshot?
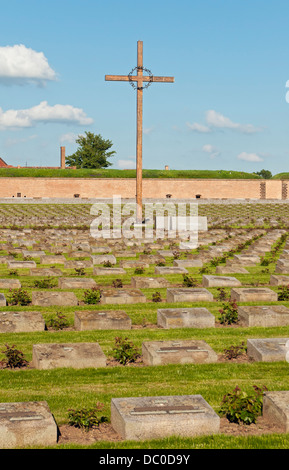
[66,132,116,169]
[255,169,272,179]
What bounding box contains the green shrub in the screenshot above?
[46,312,69,330]
[68,403,108,431]
[83,287,101,304]
[112,336,141,365]
[0,344,29,369]
[8,288,31,306]
[183,274,198,287]
[33,277,57,288]
[134,267,145,274]
[278,285,289,300]
[219,299,238,325]
[152,291,162,302]
[219,385,267,425]
[112,278,123,288]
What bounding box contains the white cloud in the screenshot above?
[59,133,79,144]
[206,110,261,134]
[186,122,211,133]
[202,144,220,159]
[0,101,93,130]
[0,44,57,85]
[118,159,136,169]
[187,110,262,134]
[237,152,263,162]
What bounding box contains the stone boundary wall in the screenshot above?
[0,177,287,200]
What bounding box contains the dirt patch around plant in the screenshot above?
[57,416,284,447]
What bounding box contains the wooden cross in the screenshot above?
[105,40,174,222]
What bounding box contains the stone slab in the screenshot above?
[32,291,78,306]
[202,275,241,287]
[0,294,6,306]
[111,394,220,441]
[0,401,57,448]
[131,277,171,288]
[230,288,278,302]
[64,260,93,268]
[32,342,106,369]
[142,340,218,365]
[155,267,188,274]
[233,254,260,265]
[91,255,116,265]
[215,266,249,274]
[119,260,149,269]
[0,311,45,333]
[7,260,36,269]
[157,307,215,329]
[40,255,66,264]
[58,277,97,289]
[0,279,21,289]
[263,391,289,432]
[100,289,147,304]
[173,260,203,268]
[247,337,289,362]
[166,288,214,303]
[29,268,63,276]
[238,305,289,327]
[93,267,126,275]
[270,275,289,286]
[74,310,131,330]
[22,250,46,258]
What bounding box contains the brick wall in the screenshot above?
[0,177,286,199]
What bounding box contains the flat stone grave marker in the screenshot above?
[100,288,147,304]
[64,260,93,268]
[93,267,126,275]
[32,342,107,369]
[157,307,215,328]
[67,251,91,258]
[247,337,289,361]
[58,277,97,289]
[131,276,170,288]
[74,310,132,330]
[155,266,188,274]
[142,340,218,365]
[232,254,260,265]
[157,250,175,257]
[216,266,249,274]
[111,394,220,440]
[0,294,6,306]
[40,255,66,264]
[275,260,289,273]
[22,250,46,258]
[91,246,111,253]
[230,287,278,302]
[7,260,36,269]
[202,275,241,287]
[119,260,149,269]
[29,268,63,276]
[166,288,214,303]
[0,279,21,289]
[139,254,166,264]
[91,255,116,265]
[32,291,78,306]
[0,256,15,264]
[0,401,57,448]
[0,311,45,333]
[263,391,289,432]
[114,251,137,257]
[270,275,289,286]
[238,305,289,327]
[173,259,203,267]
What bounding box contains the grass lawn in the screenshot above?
[0,203,289,449]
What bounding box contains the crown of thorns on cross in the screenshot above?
[128,66,153,90]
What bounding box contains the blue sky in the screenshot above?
[0,0,289,175]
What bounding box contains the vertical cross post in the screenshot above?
[136,41,143,222]
[105,41,174,225]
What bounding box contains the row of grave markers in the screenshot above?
[2,390,289,447]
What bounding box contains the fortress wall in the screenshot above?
[0,177,286,200]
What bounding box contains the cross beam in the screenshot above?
[105,41,174,222]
